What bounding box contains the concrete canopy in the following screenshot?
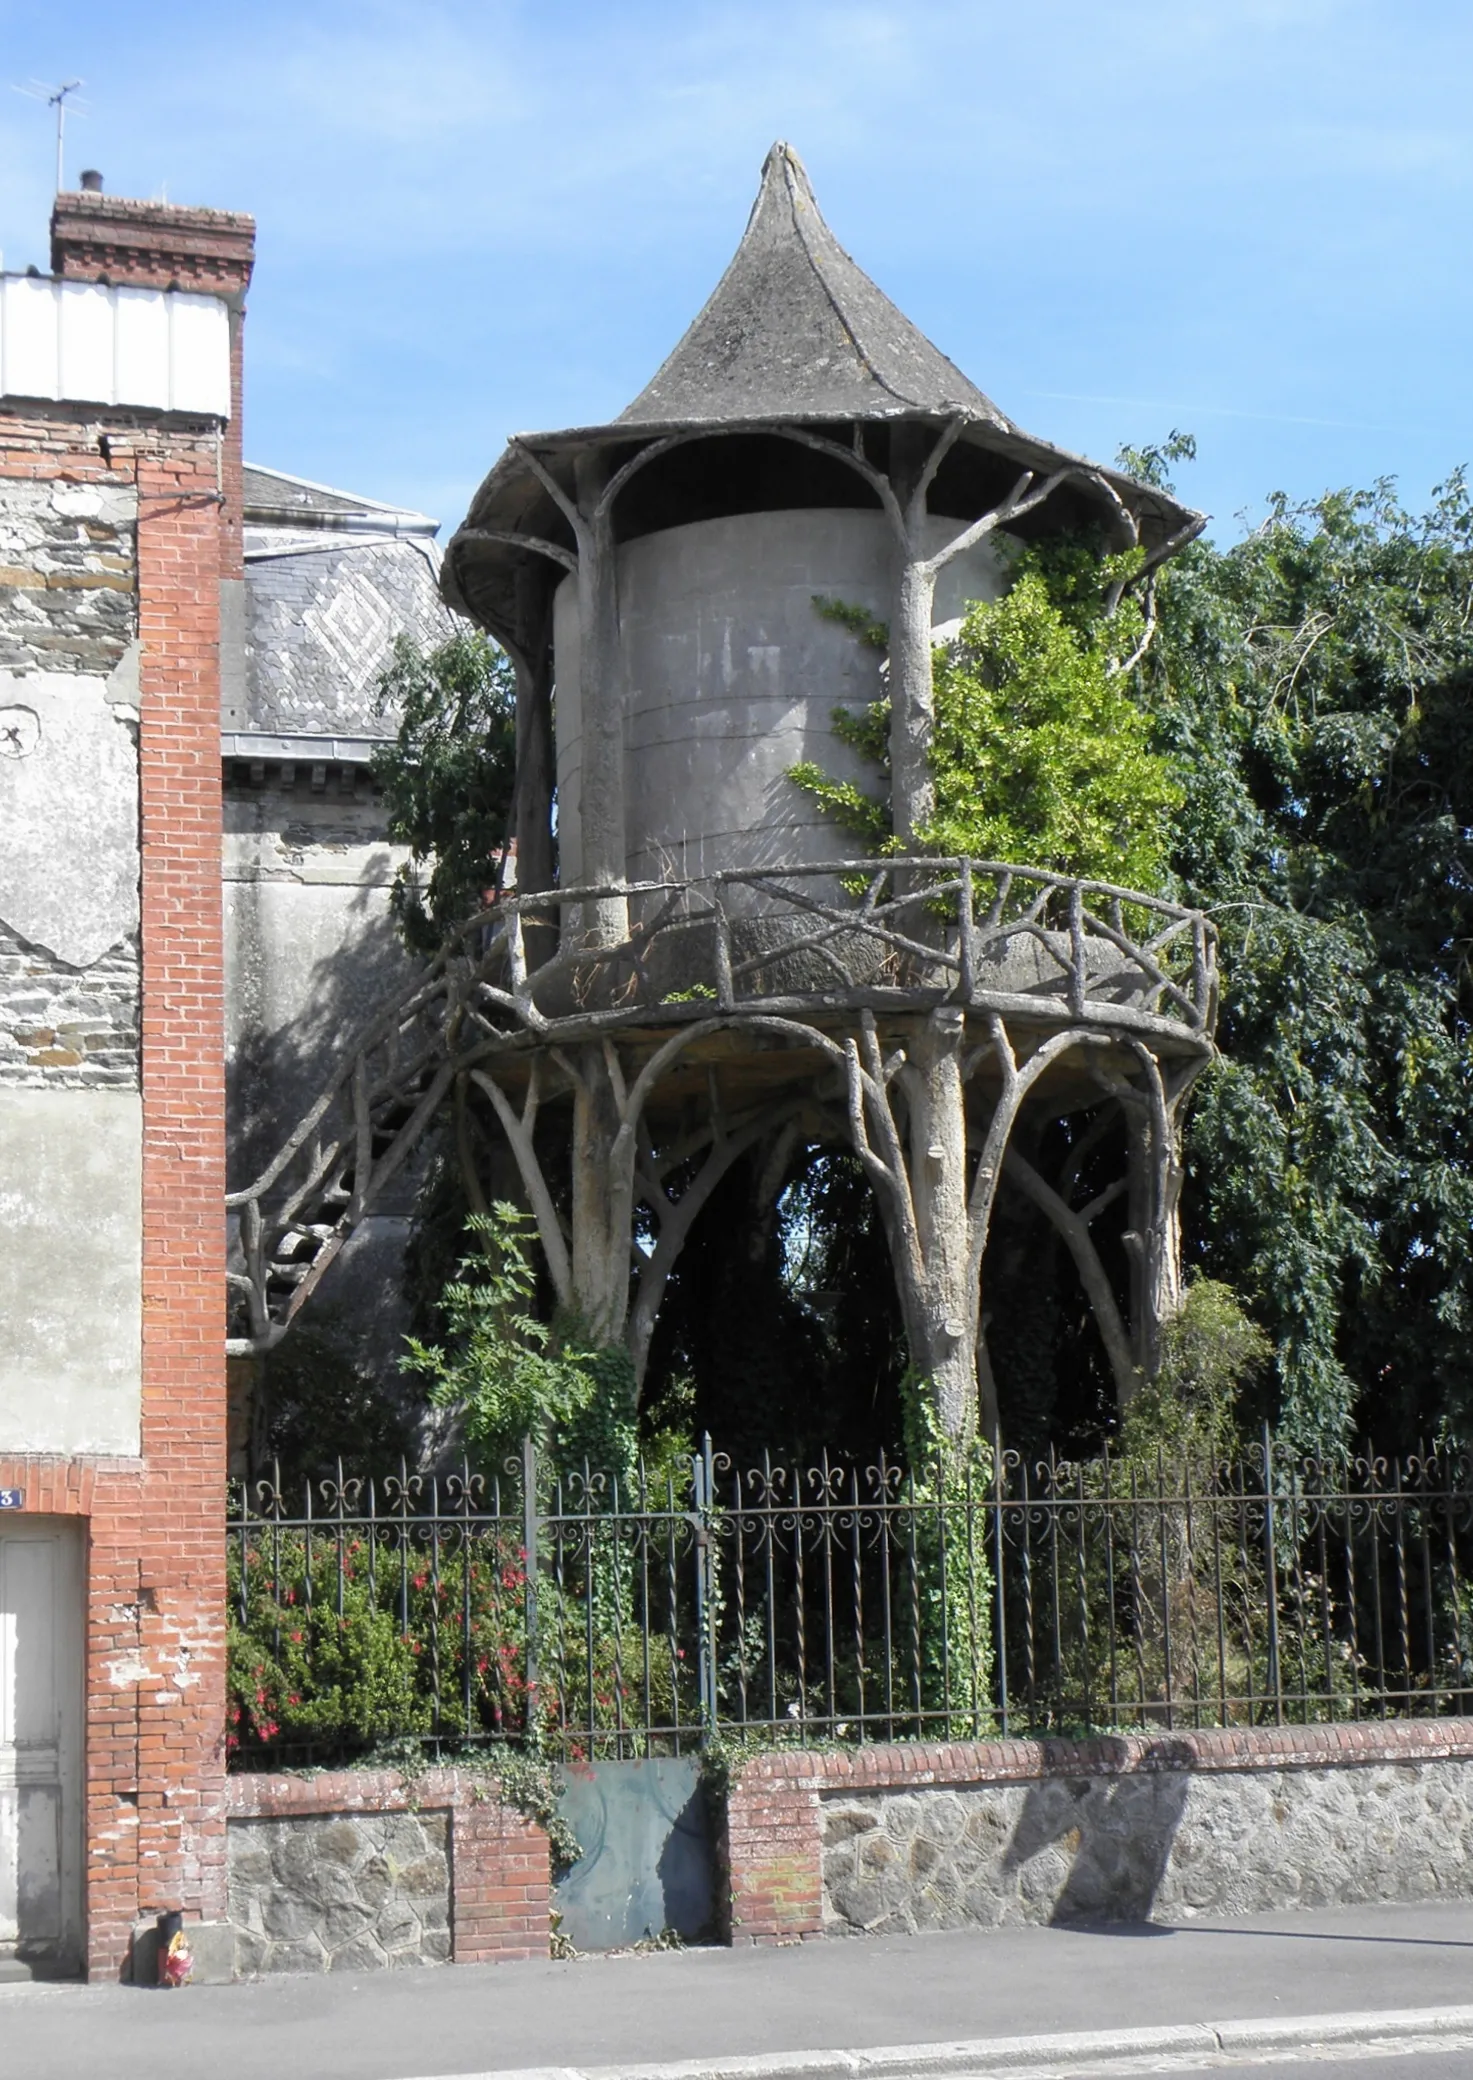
[443,141,1203,650]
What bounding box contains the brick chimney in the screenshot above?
[50,185,256,581]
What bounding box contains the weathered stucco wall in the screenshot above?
[223,773,414,1171]
[223,769,419,1379]
[554,507,1006,888]
[0,472,143,1457]
[0,1088,142,1453]
[0,472,142,1084]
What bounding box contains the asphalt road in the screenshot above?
[4,1901,1473,2080]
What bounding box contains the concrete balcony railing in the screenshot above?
[226,860,1217,1356]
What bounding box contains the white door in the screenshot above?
[0,1521,83,1976]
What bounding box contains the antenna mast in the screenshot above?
[11,79,85,193]
[49,80,82,193]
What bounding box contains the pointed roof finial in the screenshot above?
[617,141,1006,429]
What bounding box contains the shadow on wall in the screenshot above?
[1002,1742,1195,1925]
[227,874,416,1190]
[226,882,432,1471]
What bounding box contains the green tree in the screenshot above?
[400,1206,640,1480]
[789,557,1179,888]
[1143,475,1473,1449]
[371,630,517,953]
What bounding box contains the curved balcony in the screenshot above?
[226,860,1217,1355]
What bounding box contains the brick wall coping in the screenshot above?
[734,1717,1473,1796]
[226,1768,518,1822]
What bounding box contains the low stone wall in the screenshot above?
[226,1769,551,1975]
[723,1721,1473,1944]
[229,1808,450,1974]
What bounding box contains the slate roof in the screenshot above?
[239,465,454,740]
[444,143,1205,643]
[618,144,1006,430]
[244,463,439,534]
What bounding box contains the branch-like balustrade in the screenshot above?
[226,860,1218,1356]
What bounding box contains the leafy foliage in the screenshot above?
[790,554,1179,888]
[1143,475,1473,1449]
[400,1206,641,1480]
[371,630,517,953]
[1116,1278,1271,1470]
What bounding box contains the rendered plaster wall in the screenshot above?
[820,1760,1473,1934]
[0,473,143,1455]
[228,1811,451,1975]
[553,508,1006,888]
[0,1087,142,1453]
[223,775,418,1370]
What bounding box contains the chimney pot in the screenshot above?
[79,169,103,193]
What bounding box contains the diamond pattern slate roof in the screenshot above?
[239,466,453,738]
[618,143,1005,430]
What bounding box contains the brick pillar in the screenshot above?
[81,436,230,1974]
[723,1759,824,1944]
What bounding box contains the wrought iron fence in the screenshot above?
[227,1434,1473,1768]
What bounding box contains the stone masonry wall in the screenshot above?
[0,923,139,1085]
[822,1754,1473,1934]
[723,1722,1473,1945]
[228,1810,450,1974]
[0,474,137,678]
[226,1769,553,1973]
[0,469,141,1089]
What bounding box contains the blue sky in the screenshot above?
[3,0,1470,543]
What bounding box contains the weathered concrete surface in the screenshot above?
[0,668,139,972]
[223,779,415,1183]
[7,1903,1473,2080]
[0,1087,141,1454]
[821,1760,1473,1935]
[227,1811,451,1976]
[554,507,1006,889]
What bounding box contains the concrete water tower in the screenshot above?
[233,146,1217,1448]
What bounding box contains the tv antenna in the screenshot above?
[12,79,86,193]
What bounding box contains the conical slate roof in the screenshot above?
[617,143,1006,430]
[444,145,1205,644]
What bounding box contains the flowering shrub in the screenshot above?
[227,1527,534,1761]
[227,1518,687,1764]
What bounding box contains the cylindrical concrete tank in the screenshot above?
[553,508,1006,889]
